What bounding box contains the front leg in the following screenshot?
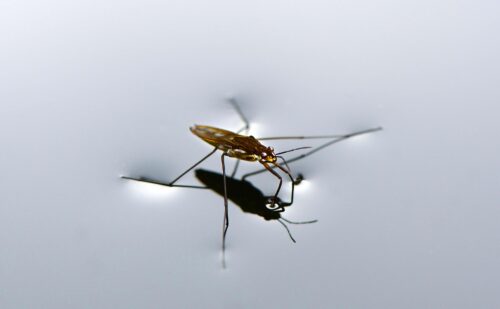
[121,176,208,189]
[261,162,284,211]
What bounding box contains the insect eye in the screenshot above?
[261,152,267,157]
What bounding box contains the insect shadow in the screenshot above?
[124,169,316,243]
[122,98,382,267]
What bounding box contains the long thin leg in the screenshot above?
[277,219,296,243]
[230,124,249,178]
[242,127,382,179]
[256,127,382,141]
[227,97,250,134]
[277,155,291,173]
[277,216,318,243]
[273,161,295,206]
[281,217,318,224]
[261,162,284,206]
[221,153,230,268]
[121,176,208,189]
[230,159,241,178]
[168,147,218,185]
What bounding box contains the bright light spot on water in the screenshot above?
[247,122,263,137]
[125,180,179,201]
[294,179,312,193]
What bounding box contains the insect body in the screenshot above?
[190,125,277,163]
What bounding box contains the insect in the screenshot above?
[122,98,382,267]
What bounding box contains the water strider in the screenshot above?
[122,98,382,267]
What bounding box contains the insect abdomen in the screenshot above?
[190,125,230,147]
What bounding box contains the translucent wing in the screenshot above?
[190,125,267,158]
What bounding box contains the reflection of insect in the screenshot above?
[122,98,382,267]
[124,169,317,243]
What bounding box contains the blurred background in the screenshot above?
[1,0,499,308]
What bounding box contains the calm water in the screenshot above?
[1,0,500,308]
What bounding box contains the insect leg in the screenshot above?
[277,219,296,243]
[228,98,252,178]
[280,217,318,224]
[256,126,382,141]
[227,98,251,178]
[261,162,284,207]
[230,159,241,179]
[230,123,249,178]
[121,176,208,189]
[242,127,382,179]
[277,155,291,173]
[227,97,250,134]
[168,147,218,186]
[273,160,295,206]
[220,153,230,268]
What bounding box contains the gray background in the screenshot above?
[1,0,499,308]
